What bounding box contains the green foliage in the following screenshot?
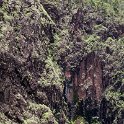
[23,102,58,124]
[69,116,88,124]
[0,0,124,123]
[105,70,124,123]
[91,117,101,124]
[83,0,124,23]
[105,71,124,105]
[0,0,55,56]
[0,113,16,124]
[38,53,63,86]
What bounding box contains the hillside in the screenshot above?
[0,0,124,124]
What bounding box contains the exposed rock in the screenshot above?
[64,52,103,103]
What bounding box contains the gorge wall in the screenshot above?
[65,52,103,103]
[64,52,103,123]
[0,0,124,124]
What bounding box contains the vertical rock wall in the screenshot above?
[65,52,103,104]
[64,52,103,122]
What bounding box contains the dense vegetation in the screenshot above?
[0,0,124,124]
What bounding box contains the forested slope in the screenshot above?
[0,0,124,124]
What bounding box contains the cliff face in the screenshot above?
[64,52,103,122]
[64,52,103,102]
[73,52,103,102]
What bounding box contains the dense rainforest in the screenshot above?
[0,0,124,124]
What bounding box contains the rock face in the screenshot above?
[65,52,103,103]
[64,52,104,122]
[74,52,103,102]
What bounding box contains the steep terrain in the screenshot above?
[0,0,124,124]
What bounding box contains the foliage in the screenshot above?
[70,116,88,124]
[38,52,63,86]
[0,0,124,123]
[0,113,16,124]
[23,102,58,124]
[91,117,101,124]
